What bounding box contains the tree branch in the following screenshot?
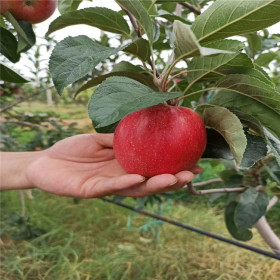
[0,93,38,113]
[267,196,279,212]
[193,178,223,188]
[179,2,201,15]
[121,7,141,37]
[254,195,280,255]
[255,216,280,256]
[2,120,47,129]
[187,182,246,195]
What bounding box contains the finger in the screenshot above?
[160,170,195,193]
[190,165,203,174]
[113,174,178,198]
[174,170,195,183]
[93,133,114,148]
[82,174,145,198]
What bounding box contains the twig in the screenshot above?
[121,6,159,78]
[254,195,280,255]
[267,196,279,212]
[193,178,223,188]
[180,2,201,15]
[187,182,246,195]
[0,93,38,113]
[175,3,183,17]
[122,7,141,37]
[2,120,47,129]
[187,182,199,195]
[255,216,280,256]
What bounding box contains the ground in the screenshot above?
[1,101,279,280]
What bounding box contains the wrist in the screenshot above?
[0,150,46,190]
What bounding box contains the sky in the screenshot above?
[13,0,280,79]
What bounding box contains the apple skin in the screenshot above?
[0,1,9,13]
[0,0,57,24]
[113,104,207,177]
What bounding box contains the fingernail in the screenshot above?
[169,179,178,186]
[140,176,146,182]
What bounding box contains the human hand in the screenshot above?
[25,134,202,198]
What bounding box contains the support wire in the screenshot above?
[100,198,280,261]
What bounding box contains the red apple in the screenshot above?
[13,88,23,94]
[0,0,57,24]
[113,104,207,177]
[0,1,9,13]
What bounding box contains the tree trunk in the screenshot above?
[46,88,53,106]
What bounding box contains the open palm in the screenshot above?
[26,134,202,198]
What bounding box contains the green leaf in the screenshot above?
[0,63,29,83]
[173,21,233,58]
[255,52,279,68]
[235,189,269,232]
[225,201,253,241]
[158,12,191,25]
[46,7,130,37]
[220,170,243,189]
[123,38,151,61]
[116,0,154,43]
[264,128,280,167]
[245,33,262,57]
[94,122,119,134]
[173,20,201,57]
[140,0,157,16]
[203,106,247,164]
[0,16,7,28]
[210,90,280,140]
[156,0,184,2]
[192,0,280,43]
[4,12,35,53]
[88,77,181,128]
[202,129,234,160]
[228,109,264,136]
[0,28,20,63]
[112,61,145,73]
[261,38,279,51]
[195,53,254,83]
[75,71,156,96]
[58,0,82,14]
[158,2,176,13]
[216,74,280,115]
[49,36,125,95]
[246,65,275,88]
[17,20,36,53]
[240,132,268,169]
[187,40,244,84]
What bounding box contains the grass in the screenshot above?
[14,101,93,132]
[15,101,88,120]
[1,190,279,280]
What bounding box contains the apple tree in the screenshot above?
[1,0,280,255]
